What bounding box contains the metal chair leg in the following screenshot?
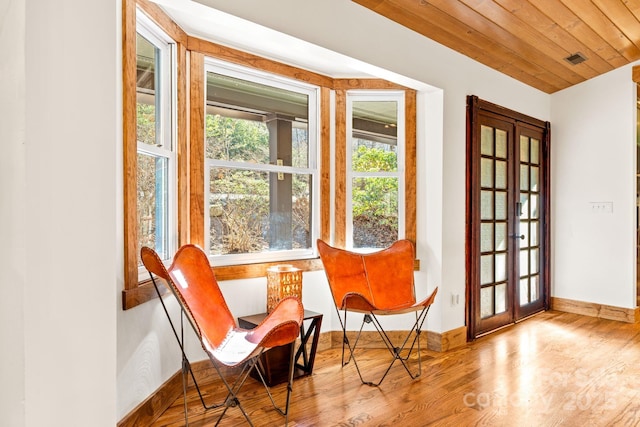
[339,306,432,386]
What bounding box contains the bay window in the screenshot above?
[122,0,416,309]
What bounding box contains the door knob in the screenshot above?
[511,234,525,240]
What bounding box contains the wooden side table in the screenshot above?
[238,309,323,386]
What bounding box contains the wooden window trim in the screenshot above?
[122,0,188,309]
[123,0,419,310]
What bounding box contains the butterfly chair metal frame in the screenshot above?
[317,239,438,387]
[141,244,303,426]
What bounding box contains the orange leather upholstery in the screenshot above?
[141,244,303,425]
[142,244,303,366]
[317,239,437,315]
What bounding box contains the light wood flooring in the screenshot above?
[152,310,640,426]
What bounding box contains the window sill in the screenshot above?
[123,257,420,310]
[122,257,325,310]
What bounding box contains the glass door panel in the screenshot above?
[515,131,545,319]
[477,122,512,329]
[467,96,549,339]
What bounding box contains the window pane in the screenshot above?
[531,276,539,302]
[520,194,530,219]
[495,191,507,220]
[481,255,494,285]
[481,191,493,220]
[520,278,529,305]
[495,253,506,282]
[206,72,309,166]
[520,165,529,191]
[481,126,493,156]
[352,100,398,172]
[495,222,507,251]
[530,194,539,219]
[530,249,539,274]
[531,138,540,165]
[352,177,398,248]
[137,153,169,261]
[209,168,312,255]
[530,221,538,246]
[520,136,529,162]
[495,160,507,189]
[136,34,160,146]
[481,158,493,188]
[481,286,494,318]
[481,223,493,252]
[205,114,269,162]
[520,249,529,276]
[495,130,507,158]
[531,166,539,191]
[495,283,507,314]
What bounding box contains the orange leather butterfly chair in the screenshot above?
[141,244,303,426]
[317,239,438,386]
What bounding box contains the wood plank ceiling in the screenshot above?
[352,0,640,93]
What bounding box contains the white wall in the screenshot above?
[0,0,26,425]
[116,0,550,419]
[0,0,118,426]
[192,0,550,334]
[551,64,638,308]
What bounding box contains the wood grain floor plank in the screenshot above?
[151,311,640,426]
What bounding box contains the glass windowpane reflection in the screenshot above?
[481,126,494,156]
[531,139,539,164]
[481,287,494,318]
[481,223,494,252]
[520,279,529,305]
[495,222,507,251]
[520,136,529,162]
[495,192,507,220]
[495,253,506,282]
[481,255,494,285]
[520,165,529,191]
[481,191,494,220]
[495,160,507,189]
[495,283,507,314]
[520,249,529,276]
[496,130,507,158]
[481,158,493,188]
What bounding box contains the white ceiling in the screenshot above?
[150,0,373,78]
[149,0,434,91]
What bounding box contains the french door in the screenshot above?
[466,96,550,339]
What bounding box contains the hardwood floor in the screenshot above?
[152,311,640,426]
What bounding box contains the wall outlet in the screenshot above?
[451,293,460,306]
[589,201,613,214]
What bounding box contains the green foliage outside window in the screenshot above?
[351,143,399,248]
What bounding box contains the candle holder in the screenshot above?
[266,264,302,313]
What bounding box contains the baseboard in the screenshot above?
[426,326,468,351]
[330,326,467,352]
[551,296,639,323]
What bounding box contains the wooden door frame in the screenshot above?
[465,95,551,340]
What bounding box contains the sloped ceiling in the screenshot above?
[353,0,640,93]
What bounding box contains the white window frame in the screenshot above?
[203,58,320,266]
[136,10,177,279]
[346,90,406,250]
